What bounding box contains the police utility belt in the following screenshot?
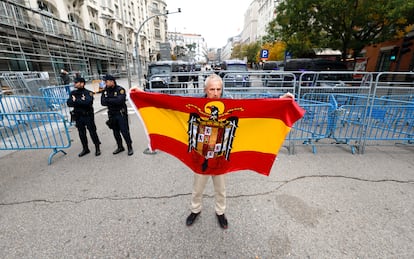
[70,110,93,122]
[108,108,127,117]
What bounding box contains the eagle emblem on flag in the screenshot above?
[186,101,242,172]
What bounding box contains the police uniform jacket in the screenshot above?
[67,88,94,116]
[101,85,127,116]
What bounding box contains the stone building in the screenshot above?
[0,0,169,84]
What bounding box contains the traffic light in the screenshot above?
[400,35,414,55]
[389,47,399,61]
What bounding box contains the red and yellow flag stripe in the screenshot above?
[129,89,305,176]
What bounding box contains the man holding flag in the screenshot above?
[129,74,303,229]
[185,74,295,229]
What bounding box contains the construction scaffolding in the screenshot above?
[0,0,128,86]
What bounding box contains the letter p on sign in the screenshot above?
[260,49,269,60]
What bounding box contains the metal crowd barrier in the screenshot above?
[143,70,413,155]
[39,84,71,100]
[0,95,71,128]
[145,71,297,98]
[0,111,71,164]
[39,84,72,123]
[0,71,50,95]
[1,93,72,164]
[3,71,407,161]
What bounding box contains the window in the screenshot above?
[154,29,161,39]
[376,51,392,72]
[154,17,160,27]
[38,0,50,12]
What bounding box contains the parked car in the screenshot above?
[219,60,251,87]
[262,61,284,87]
[263,61,283,71]
[284,58,352,87]
[284,58,348,72]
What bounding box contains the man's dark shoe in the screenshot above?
[95,145,101,156]
[216,214,228,229]
[186,212,200,226]
[127,145,134,156]
[113,146,125,155]
[78,149,90,157]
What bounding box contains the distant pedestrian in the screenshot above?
[101,74,134,156]
[60,69,70,85]
[67,77,101,157]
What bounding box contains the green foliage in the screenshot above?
[231,42,261,63]
[231,44,243,59]
[266,0,414,59]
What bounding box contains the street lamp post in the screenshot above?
[135,8,181,88]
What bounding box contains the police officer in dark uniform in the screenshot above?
[67,77,101,157]
[101,75,133,156]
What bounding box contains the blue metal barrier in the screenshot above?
[0,95,71,129]
[39,84,71,98]
[289,99,336,153]
[1,93,73,164]
[142,70,413,154]
[380,94,414,102]
[292,93,414,154]
[0,111,71,164]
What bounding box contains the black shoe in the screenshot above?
[113,146,125,155]
[95,145,101,156]
[216,213,228,229]
[78,149,90,157]
[127,146,134,156]
[186,212,200,226]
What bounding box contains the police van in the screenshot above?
[219,60,250,87]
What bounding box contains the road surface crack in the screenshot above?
[1,175,413,206]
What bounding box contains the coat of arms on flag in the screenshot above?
[129,89,305,176]
[186,100,242,172]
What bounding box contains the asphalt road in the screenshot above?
[0,78,413,258]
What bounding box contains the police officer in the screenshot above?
[101,75,133,156]
[67,77,101,157]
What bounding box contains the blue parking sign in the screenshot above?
[260,49,269,59]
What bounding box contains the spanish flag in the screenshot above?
[129,89,305,176]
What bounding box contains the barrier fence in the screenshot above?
[1,89,72,164]
[0,111,71,164]
[1,71,413,164]
[145,71,413,154]
[0,72,50,95]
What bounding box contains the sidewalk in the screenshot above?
[0,77,413,258]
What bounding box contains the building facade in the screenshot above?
[256,0,280,40]
[240,0,259,45]
[0,0,169,85]
[167,31,207,63]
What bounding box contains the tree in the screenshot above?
[230,42,260,64]
[244,42,261,64]
[174,45,187,59]
[267,0,414,60]
[231,44,243,59]
[185,43,197,61]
